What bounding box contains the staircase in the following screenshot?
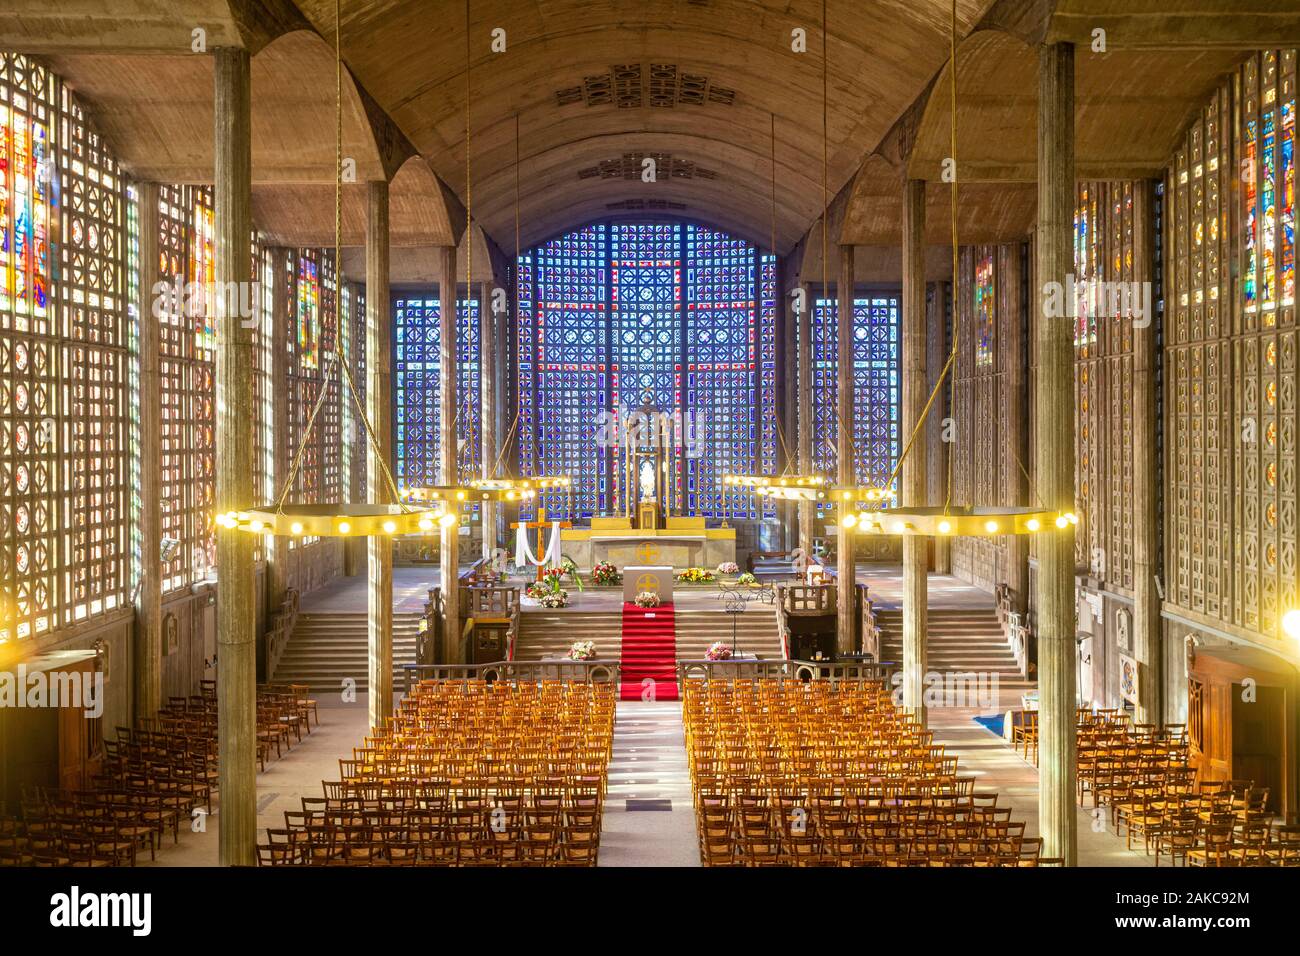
[513,605,785,662]
[874,607,1033,691]
[270,611,422,693]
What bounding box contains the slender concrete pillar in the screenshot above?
[133,181,162,723]
[836,246,855,654]
[213,46,256,868]
[795,280,814,558]
[438,247,462,663]
[1132,181,1162,725]
[365,182,393,728]
[1034,41,1079,866]
[265,248,291,612]
[926,282,951,574]
[901,179,929,715]
[480,279,498,560]
[1002,247,1030,617]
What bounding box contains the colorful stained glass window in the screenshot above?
[1281,69,1295,307]
[513,222,778,520]
[811,296,902,495]
[1245,66,1260,313]
[1261,55,1278,312]
[1,54,129,640]
[393,296,481,489]
[974,252,995,367]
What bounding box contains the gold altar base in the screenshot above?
[561,516,737,571]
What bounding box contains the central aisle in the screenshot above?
[598,701,700,867]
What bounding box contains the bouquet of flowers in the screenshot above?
[704,641,733,661]
[716,561,740,575]
[592,560,621,586]
[542,567,565,585]
[540,589,569,609]
[737,572,758,586]
[567,640,596,660]
[675,567,716,584]
[525,581,548,600]
[634,591,661,608]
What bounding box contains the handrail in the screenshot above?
[675,656,897,687]
[400,658,621,695]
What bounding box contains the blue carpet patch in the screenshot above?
[972,713,1005,738]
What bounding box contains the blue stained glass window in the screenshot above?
[393,296,480,490]
[515,221,779,520]
[811,296,902,498]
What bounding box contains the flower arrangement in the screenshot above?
[737,572,758,586]
[540,589,569,609]
[525,581,547,600]
[634,591,661,608]
[704,641,733,661]
[675,567,716,584]
[567,640,596,660]
[592,560,621,586]
[542,567,565,585]
[716,561,740,575]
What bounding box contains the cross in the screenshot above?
[635,540,661,564]
[510,508,573,582]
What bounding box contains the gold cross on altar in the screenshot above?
[510,508,573,582]
[636,541,661,563]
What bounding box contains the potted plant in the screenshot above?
[633,591,661,609]
[704,641,733,661]
[592,560,621,586]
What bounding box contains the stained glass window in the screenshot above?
[285,249,341,506]
[1280,54,1295,308]
[811,296,902,495]
[513,222,779,521]
[393,295,481,489]
[1,54,128,641]
[974,252,995,367]
[518,224,608,517]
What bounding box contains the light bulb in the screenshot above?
[418,518,434,532]
[1282,609,1300,640]
[1055,515,1069,529]
[337,521,351,535]
[937,520,952,534]
[842,512,858,528]
[1026,518,1041,532]
[290,522,304,536]
[984,520,999,533]
[438,512,457,528]
[382,520,397,534]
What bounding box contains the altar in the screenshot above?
[562,516,736,570]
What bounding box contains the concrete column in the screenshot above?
[836,246,855,654]
[265,248,291,610]
[1003,247,1030,617]
[926,281,951,574]
[438,246,461,663]
[480,280,498,560]
[133,181,162,723]
[796,280,814,557]
[1132,181,1161,725]
[1034,41,1079,866]
[901,180,929,715]
[365,182,393,728]
[213,46,256,868]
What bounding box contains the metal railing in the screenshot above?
[676,656,897,687]
[401,658,621,694]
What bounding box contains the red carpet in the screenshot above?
[619,602,678,701]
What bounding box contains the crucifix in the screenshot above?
[510,508,573,582]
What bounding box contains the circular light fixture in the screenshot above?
[1282,608,1300,640]
[382,520,397,534]
[337,520,351,535]
[1055,515,1069,529]
[937,520,952,534]
[1026,519,1041,532]
[984,520,999,534]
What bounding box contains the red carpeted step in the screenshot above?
[619,602,678,701]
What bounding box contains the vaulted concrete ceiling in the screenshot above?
[286,0,995,253]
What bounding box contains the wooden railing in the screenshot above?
[263,587,299,679]
[400,659,621,695]
[777,583,837,616]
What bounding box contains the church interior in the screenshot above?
[1,0,1300,896]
